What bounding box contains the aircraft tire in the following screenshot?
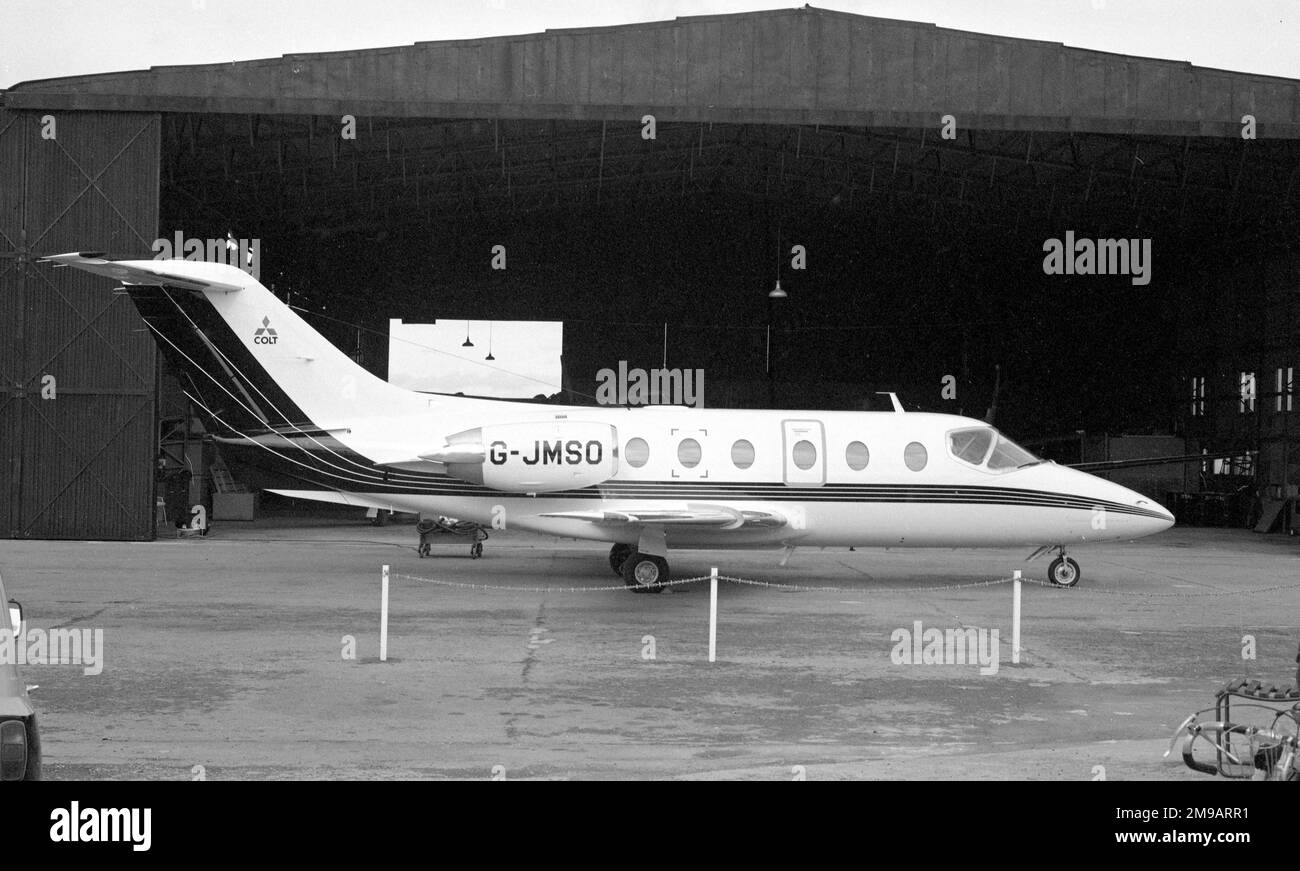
[622,553,668,594]
[1048,556,1081,587]
[609,544,634,576]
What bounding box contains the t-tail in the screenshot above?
[38,253,446,504]
[42,253,427,438]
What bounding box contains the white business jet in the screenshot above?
[45,253,1174,591]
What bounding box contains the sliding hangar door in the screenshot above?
[0,109,160,540]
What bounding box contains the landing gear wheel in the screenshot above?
[1048,556,1081,587]
[621,552,669,594]
[609,544,634,576]
[470,542,483,559]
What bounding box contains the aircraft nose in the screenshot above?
[1037,464,1175,539]
[1127,489,1174,533]
[1073,468,1174,537]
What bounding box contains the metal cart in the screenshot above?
[1167,678,1300,780]
[416,516,489,558]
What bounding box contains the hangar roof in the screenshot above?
[5,6,1299,137]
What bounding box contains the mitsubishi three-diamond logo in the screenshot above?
[253,316,278,345]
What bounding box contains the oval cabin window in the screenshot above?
[845,441,870,471]
[731,439,755,469]
[625,437,650,468]
[904,441,928,471]
[792,440,817,470]
[677,438,702,468]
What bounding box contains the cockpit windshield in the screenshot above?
[950,428,994,465]
[948,427,1041,472]
[986,433,1040,470]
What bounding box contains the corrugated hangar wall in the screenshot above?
[0,109,160,540]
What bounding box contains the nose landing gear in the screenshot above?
[1047,548,1081,587]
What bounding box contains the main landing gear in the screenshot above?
[608,544,669,594]
[609,543,633,574]
[1047,547,1081,588]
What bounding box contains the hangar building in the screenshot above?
[2,6,1298,539]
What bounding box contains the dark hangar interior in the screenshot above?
[2,6,1298,539]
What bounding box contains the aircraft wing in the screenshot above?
[540,504,786,530]
[40,252,246,294]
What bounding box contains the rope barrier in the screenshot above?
[391,573,713,593]
[717,575,1018,593]
[391,570,1300,598]
[1012,578,1300,598]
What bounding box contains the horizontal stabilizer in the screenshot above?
[40,252,247,294]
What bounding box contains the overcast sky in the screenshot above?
[2,0,1298,88]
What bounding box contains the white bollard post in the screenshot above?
[380,564,390,663]
[708,567,718,663]
[1011,570,1021,665]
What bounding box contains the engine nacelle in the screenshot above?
[429,421,619,493]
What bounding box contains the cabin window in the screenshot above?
[904,442,928,471]
[792,440,817,470]
[731,439,755,469]
[625,437,649,468]
[677,438,702,468]
[845,441,870,470]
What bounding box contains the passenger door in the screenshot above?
[781,419,825,486]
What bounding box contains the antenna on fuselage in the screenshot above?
[983,364,1002,424]
[875,391,904,412]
